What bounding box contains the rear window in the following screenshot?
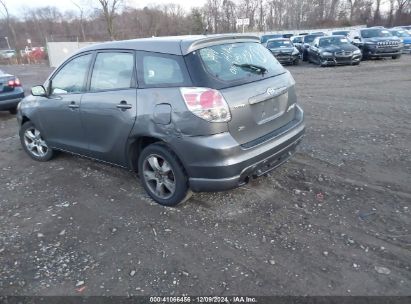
[193,42,284,85]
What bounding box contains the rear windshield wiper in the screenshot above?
[233,63,267,75]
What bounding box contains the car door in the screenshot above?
[308,39,315,62]
[80,51,137,166]
[37,53,93,154]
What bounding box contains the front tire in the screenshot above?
[20,121,54,161]
[138,143,192,206]
[392,54,401,59]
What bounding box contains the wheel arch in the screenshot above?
[127,136,165,173]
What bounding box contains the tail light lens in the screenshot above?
[8,78,21,88]
[180,87,231,123]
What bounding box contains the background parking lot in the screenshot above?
[0,58,410,296]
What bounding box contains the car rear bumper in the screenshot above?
[175,105,305,192]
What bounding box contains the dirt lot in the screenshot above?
[0,58,410,296]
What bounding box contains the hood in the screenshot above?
[321,44,358,53]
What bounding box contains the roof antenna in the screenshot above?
[203,25,209,36]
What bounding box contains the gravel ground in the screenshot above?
[0,57,410,296]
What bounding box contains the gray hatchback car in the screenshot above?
[17,34,305,206]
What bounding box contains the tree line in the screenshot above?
[0,0,410,50]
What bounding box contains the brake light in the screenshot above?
[8,78,21,88]
[180,87,231,123]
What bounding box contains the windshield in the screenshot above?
[319,37,350,47]
[333,31,349,36]
[361,29,393,38]
[267,40,292,48]
[304,35,322,43]
[197,42,284,83]
[390,30,410,37]
[292,37,303,43]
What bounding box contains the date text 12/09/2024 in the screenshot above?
[149,296,257,303]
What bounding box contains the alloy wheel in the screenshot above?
[142,154,176,199]
[23,127,49,158]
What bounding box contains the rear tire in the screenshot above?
[293,59,299,65]
[20,121,54,162]
[138,143,192,206]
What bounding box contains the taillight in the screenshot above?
[8,78,21,88]
[180,87,231,123]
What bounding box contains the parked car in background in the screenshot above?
[349,28,403,59]
[311,32,326,35]
[307,35,362,66]
[332,30,350,37]
[300,33,325,61]
[299,32,309,36]
[17,35,305,206]
[260,34,283,44]
[0,49,17,59]
[291,36,304,48]
[389,28,411,53]
[0,69,24,114]
[266,38,300,65]
[282,33,293,39]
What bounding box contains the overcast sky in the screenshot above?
[5,0,207,16]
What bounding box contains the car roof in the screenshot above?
[319,35,344,39]
[266,38,289,42]
[77,34,260,56]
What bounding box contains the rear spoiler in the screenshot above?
[181,35,260,55]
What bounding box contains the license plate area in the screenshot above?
[251,92,288,125]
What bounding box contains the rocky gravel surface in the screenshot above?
[0,57,410,296]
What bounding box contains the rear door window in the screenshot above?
[136,52,191,88]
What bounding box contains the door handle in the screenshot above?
[116,101,132,110]
[68,101,79,109]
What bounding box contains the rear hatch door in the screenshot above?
[221,72,296,145]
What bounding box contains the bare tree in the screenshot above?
[0,0,17,49]
[387,0,396,26]
[72,1,87,41]
[396,0,410,22]
[373,0,382,24]
[96,0,123,40]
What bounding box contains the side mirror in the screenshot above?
[31,85,47,97]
